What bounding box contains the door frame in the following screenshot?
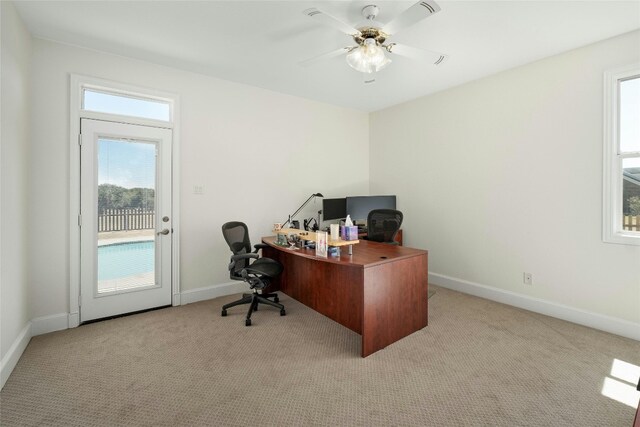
[69,74,181,328]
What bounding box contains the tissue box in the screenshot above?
[341,225,359,241]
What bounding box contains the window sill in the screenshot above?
[603,233,640,246]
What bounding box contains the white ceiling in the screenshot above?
[13,1,640,112]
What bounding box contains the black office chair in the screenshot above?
[365,209,403,245]
[221,221,285,326]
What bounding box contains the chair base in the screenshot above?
[221,292,285,326]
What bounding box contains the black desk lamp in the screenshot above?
[282,193,324,229]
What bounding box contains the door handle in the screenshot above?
[157,229,170,235]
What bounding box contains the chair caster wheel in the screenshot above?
[253,306,258,311]
[245,319,252,326]
[280,309,286,316]
[274,296,279,303]
[221,310,227,317]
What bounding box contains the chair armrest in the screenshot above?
[253,243,269,252]
[228,253,259,271]
[231,253,259,261]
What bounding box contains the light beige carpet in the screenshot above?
[1,286,639,426]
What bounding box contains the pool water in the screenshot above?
[98,241,154,281]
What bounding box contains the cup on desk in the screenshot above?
[330,224,340,241]
[274,222,283,232]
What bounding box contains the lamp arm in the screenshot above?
[282,193,323,227]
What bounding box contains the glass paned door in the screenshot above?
[97,138,157,293]
[80,119,172,322]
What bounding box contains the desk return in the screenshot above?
[262,236,428,357]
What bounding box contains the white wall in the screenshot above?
[1,1,32,384]
[28,38,369,318]
[371,31,640,332]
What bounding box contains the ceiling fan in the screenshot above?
[300,1,447,79]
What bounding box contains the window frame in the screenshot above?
[74,76,175,129]
[603,63,640,246]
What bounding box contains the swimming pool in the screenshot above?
[98,240,154,281]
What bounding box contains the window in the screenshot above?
[82,88,171,122]
[603,64,640,245]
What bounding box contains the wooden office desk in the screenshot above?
[261,236,428,357]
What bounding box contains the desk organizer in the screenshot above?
[273,228,360,255]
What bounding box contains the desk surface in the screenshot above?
[262,236,425,268]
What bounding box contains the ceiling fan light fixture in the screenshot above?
[346,38,391,74]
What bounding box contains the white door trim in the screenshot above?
[69,74,181,327]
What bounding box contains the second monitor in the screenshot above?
[322,198,347,221]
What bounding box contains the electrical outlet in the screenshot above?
[523,272,533,285]
[193,185,203,195]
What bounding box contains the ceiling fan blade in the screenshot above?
[303,8,361,36]
[382,1,441,36]
[299,47,352,68]
[387,43,447,66]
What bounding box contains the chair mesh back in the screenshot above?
[222,221,252,276]
[367,209,403,243]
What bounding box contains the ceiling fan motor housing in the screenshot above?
[353,28,387,46]
[354,5,386,46]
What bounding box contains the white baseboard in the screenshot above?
[31,313,69,336]
[1,322,31,389]
[429,272,640,341]
[181,281,247,305]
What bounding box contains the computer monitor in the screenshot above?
[345,195,396,223]
[322,198,347,221]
